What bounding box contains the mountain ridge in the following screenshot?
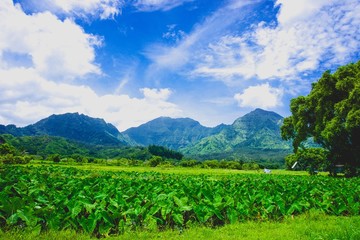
[0,112,129,146]
[181,109,291,159]
[122,116,223,150]
[0,109,292,162]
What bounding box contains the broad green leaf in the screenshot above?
[6,213,19,225]
[30,224,42,236]
[266,205,275,214]
[99,221,113,236]
[70,204,82,219]
[148,205,161,216]
[172,213,183,225]
[226,209,238,224]
[79,215,97,234]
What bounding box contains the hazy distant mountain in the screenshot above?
[0,113,129,146]
[122,117,225,150]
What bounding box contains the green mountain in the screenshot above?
[121,109,292,163]
[122,117,225,150]
[232,108,289,148]
[0,113,129,146]
[0,134,152,160]
[182,109,291,160]
[0,109,293,164]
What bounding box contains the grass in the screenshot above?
[1,212,359,240]
[28,161,320,176]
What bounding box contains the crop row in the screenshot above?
[0,166,359,237]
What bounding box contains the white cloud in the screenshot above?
[234,83,283,109]
[0,0,101,81]
[0,68,181,131]
[140,88,172,101]
[189,0,360,82]
[23,0,122,19]
[144,0,256,75]
[132,0,192,12]
[0,0,181,130]
[162,24,186,42]
[192,35,257,82]
[275,0,331,26]
[145,43,189,70]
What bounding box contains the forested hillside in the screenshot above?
[0,113,129,146]
[0,109,292,165]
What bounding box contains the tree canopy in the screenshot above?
[148,145,183,160]
[281,61,360,176]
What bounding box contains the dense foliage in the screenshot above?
[0,136,33,165]
[281,61,360,176]
[183,109,291,163]
[1,166,359,237]
[0,134,284,169]
[285,148,329,174]
[148,145,183,160]
[0,134,151,161]
[123,109,292,162]
[123,117,218,150]
[1,109,292,164]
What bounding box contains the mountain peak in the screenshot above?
[232,108,284,134]
[0,113,129,146]
[45,112,103,122]
[122,117,215,149]
[232,108,283,125]
[247,108,283,118]
[0,109,291,162]
[29,113,125,145]
[151,116,201,123]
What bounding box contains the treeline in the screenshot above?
[0,140,33,164]
[189,148,287,169]
[148,145,183,160]
[43,156,261,170]
[179,159,261,170]
[0,134,151,160]
[0,134,267,170]
[0,134,184,164]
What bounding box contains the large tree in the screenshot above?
[281,61,360,176]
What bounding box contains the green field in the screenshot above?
[29,161,322,176]
[1,164,359,239]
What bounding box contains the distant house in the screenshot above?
[335,164,345,174]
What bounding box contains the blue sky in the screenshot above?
[1,0,359,130]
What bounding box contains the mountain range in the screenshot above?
[0,113,128,146]
[0,109,292,161]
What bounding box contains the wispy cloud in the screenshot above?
[0,0,182,130]
[0,68,181,130]
[22,0,123,19]
[131,0,193,12]
[191,0,360,82]
[144,0,360,88]
[162,24,186,42]
[143,0,259,77]
[275,0,330,25]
